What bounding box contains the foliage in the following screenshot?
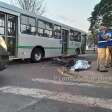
[89,0,112,31]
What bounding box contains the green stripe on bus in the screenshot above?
[45,47,62,49]
[17,46,75,50]
[17,46,62,49]
[17,46,33,48]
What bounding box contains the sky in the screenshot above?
[0,0,100,32]
[44,0,101,32]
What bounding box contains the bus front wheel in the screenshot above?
[31,48,43,63]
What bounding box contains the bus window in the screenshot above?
[77,32,81,42]
[70,30,81,42]
[29,17,36,34]
[8,15,16,36]
[54,25,61,39]
[38,20,45,29]
[70,30,74,41]
[0,13,5,35]
[74,31,81,42]
[37,20,53,38]
[37,20,45,37]
[21,15,36,35]
[44,22,53,38]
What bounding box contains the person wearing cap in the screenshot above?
[97,26,108,72]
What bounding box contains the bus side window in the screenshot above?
[21,15,28,34]
[37,20,53,38]
[44,22,53,38]
[74,31,80,42]
[37,20,45,37]
[29,17,36,35]
[54,25,61,39]
[77,32,81,42]
[21,15,36,35]
[70,30,74,41]
[8,15,16,36]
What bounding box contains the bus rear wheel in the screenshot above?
[31,48,43,63]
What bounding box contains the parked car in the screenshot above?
[0,36,9,71]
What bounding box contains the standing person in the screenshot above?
[105,28,112,67]
[97,26,108,72]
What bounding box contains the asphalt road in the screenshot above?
[0,55,112,112]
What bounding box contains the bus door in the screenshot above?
[62,29,69,55]
[6,14,17,56]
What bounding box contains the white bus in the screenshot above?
[0,1,87,62]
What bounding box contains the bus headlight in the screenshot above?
[0,36,7,50]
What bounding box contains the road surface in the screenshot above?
[0,56,112,112]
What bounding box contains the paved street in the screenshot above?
[0,54,112,112]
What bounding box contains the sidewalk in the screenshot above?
[57,51,112,85]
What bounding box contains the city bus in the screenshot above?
[0,1,87,62]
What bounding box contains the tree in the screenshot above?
[88,4,101,30]
[88,0,112,48]
[89,0,112,30]
[12,0,46,15]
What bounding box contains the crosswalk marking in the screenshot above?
[0,86,112,110]
[32,78,96,87]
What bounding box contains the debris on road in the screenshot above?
[51,58,66,65]
[52,57,91,72]
[70,60,91,72]
[51,57,75,67]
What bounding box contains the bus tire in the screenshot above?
[31,48,43,63]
